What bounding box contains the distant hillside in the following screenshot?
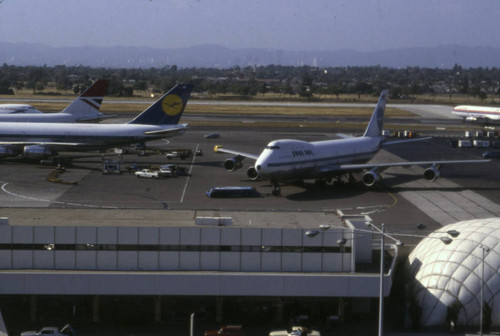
[1,42,499,68]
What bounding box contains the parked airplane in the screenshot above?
[215,90,489,195]
[451,105,500,124]
[0,104,43,114]
[0,83,193,159]
[0,79,109,122]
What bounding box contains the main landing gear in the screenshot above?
[271,182,281,197]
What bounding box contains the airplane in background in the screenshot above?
[215,90,490,195]
[0,79,109,122]
[451,105,500,124]
[0,104,43,114]
[0,83,193,159]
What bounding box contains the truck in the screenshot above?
[134,169,159,178]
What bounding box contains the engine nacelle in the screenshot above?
[0,146,14,158]
[246,166,259,180]
[23,145,54,159]
[362,171,381,187]
[224,158,243,172]
[423,166,440,181]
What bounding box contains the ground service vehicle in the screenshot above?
[206,186,258,198]
[134,169,159,178]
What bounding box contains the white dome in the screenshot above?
[408,218,500,327]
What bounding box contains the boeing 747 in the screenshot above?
[0,83,193,159]
[215,90,489,195]
[0,79,109,123]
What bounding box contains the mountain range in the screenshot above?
[1,42,499,69]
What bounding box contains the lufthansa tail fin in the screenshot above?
[60,79,110,121]
[363,89,388,137]
[128,84,194,125]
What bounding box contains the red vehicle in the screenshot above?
[204,325,246,336]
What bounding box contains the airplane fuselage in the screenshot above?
[255,136,383,181]
[0,113,101,123]
[452,105,500,122]
[0,122,186,154]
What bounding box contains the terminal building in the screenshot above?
[0,208,398,326]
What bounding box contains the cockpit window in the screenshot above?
[266,145,280,150]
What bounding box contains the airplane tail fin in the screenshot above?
[60,79,110,121]
[363,89,388,137]
[128,83,193,125]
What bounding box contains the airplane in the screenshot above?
[0,79,109,122]
[0,83,193,160]
[0,104,43,114]
[215,90,490,195]
[451,105,500,124]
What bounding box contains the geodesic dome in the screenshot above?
[408,218,500,327]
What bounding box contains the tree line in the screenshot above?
[0,63,499,101]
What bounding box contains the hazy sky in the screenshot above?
[0,0,499,51]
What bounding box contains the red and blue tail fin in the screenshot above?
[128,84,193,125]
[61,79,110,120]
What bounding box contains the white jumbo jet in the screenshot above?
[215,90,490,195]
[452,105,500,124]
[0,79,109,122]
[0,83,193,159]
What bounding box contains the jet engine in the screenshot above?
[23,145,54,159]
[423,166,440,181]
[224,158,243,172]
[0,146,14,158]
[362,170,381,187]
[246,166,259,180]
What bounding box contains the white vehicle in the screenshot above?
[159,164,176,177]
[0,83,193,160]
[166,151,178,159]
[452,105,500,124]
[135,169,159,178]
[215,90,490,195]
[0,79,109,122]
[269,326,320,336]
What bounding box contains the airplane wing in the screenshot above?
[143,125,187,136]
[382,137,432,146]
[336,133,355,139]
[0,141,83,146]
[214,146,259,160]
[318,159,490,173]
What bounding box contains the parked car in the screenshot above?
[204,325,246,336]
[134,169,159,178]
[159,164,176,177]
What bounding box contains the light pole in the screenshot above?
[479,244,490,336]
[307,224,459,336]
